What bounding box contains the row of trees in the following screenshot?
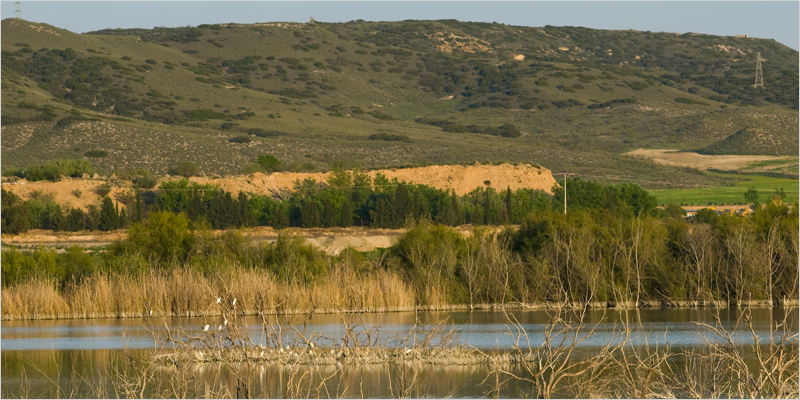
[1,189,133,234]
[153,172,654,230]
[3,197,795,305]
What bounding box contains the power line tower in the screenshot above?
[15,1,22,19]
[754,52,764,88]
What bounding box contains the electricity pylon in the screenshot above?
[754,52,764,88]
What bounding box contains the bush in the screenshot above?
[7,159,95,182]
[257,154,282,172]
[133,175,158,189]
[228,136,251,143]
[625,81,649,91]
[674,97,707,105]
[369,111,397,121]
[1,188,31,234]
[368,133,411,142]
[185,109,229,120]
[84,149,108,158]
[127,211,194,263]
[264,235,329,284]
[170,161,200,177]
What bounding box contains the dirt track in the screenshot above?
[1,225,508,255]
[1,163,557,211]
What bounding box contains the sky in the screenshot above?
[1,1,798,50]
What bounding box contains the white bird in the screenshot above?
[216,298,221,304]
[309,342,314,348]
[330,349,335,355]
[218,325,223,331]
[224,319,228,326]
[405,349,412,354]
[148,309,153,317]
[232,298,237,306]
[280,348,284,353]
[203,325,210,332]
[286,345,291,350]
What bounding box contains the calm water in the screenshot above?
[1,308,796,398]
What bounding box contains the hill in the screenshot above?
[697,126,799,156]
[2,18,797,189]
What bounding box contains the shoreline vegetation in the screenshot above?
[2,173,797,321]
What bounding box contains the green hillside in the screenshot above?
[2,18,797,188]
[697,126,799,156]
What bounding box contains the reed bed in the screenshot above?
[1,266,418,320]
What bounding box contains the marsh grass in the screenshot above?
[1,265,416,320]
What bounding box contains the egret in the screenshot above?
[218,325,222,331]
[203,325,210,332]
[148,309,153,317]
[405,349,412,354]
[232,298,237,306]
[224,319,228,326]
[216,298,221,304]
[309,342,315,348]
[280,348,284,353]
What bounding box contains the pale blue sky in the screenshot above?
[2,2,798,50]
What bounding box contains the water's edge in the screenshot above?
[3,299,796,321]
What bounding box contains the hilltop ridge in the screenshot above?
[2,18,797,189]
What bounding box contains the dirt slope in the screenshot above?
[625,149,797,172]
[1,163,557,211]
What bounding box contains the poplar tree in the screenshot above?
[135,190,143,223]
[99,197,119,231]
[341,197,354,227]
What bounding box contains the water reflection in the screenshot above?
[1,308,796,398]
[2,308,792,351]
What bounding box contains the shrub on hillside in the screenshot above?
[84,149,108,158]
[185,109,229,120]
[3,159,94,182]
[257,155,282,172]
[228,136,251,143]
[368,133,411,142]
[170,161,200,177]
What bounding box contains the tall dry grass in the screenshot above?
[1,265,416,320]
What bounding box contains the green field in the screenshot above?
[651,172,799,205]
